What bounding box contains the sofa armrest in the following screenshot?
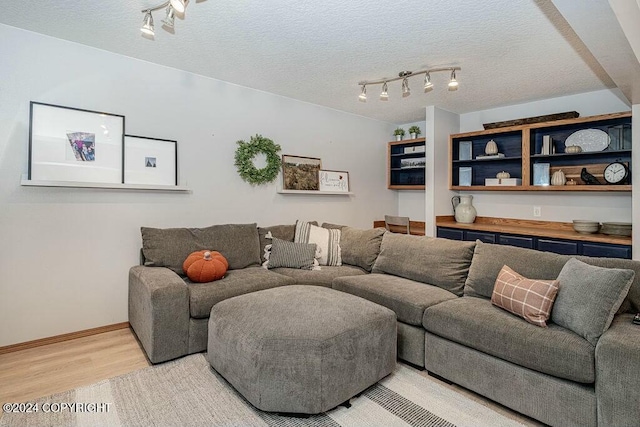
[595,313,640,427]
[128,266,190,364]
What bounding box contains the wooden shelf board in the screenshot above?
[21,177,191,192]
[388,185,425,190]
[276,189,352,195]
[436,216,632,246]
[450,185,631,192]
[453,156,522,163]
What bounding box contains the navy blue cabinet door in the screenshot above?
[499,234,535,249]
[582,243,632,259]
[436,227,464,240]
[465,231,496,243]
[537,239,579,255]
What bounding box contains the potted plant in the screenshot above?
[408,125,421,139]
[394,128,405,141]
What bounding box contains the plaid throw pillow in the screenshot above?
[491,265,559,327]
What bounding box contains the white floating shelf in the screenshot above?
[277,189,353,195]
[21,176,191,192]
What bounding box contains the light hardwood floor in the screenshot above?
[0,328,541,426]
[0,328,149,405]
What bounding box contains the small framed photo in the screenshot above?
[29,102,124,183]
[319,170,349,192]
[459,141,472,161]
[533,163,550,186]
[282,155,322,190]
[124,135,177,185]
[459,167,472,186]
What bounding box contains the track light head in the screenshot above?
[359,85,367,102]
[448,70,459,91]
[423,72,433,93]
[402,78,411,98]
[170,0,189,14]
[162,6,176,28]
[141,11,155,36]
[380,82,389,101]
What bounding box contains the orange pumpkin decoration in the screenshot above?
[183,250,229,283]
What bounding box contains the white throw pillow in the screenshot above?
[294,220,342,266]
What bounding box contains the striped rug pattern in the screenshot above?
[0,354,525,427]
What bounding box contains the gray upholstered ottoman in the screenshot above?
[206,285,397,414]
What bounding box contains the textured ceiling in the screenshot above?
[0,0,624,123]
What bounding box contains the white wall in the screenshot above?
[426,107,459,236]
[457,90,633,223]
[0,24,397,346]
[396,120,427,221]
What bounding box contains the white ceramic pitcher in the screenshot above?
[452,195,477,224]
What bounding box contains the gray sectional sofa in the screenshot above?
[129,222,640,427]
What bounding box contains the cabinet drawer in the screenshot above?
[436,227,464,241]
[498,235,535,249]
[465,231,496,243]
[582,243,632,259]
[537,239,579,255]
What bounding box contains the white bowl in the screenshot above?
[572,220,600,234]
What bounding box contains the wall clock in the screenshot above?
[603,161,629,185]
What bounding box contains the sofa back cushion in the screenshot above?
[464,241,640,313]
[464,241,568,299]
[142,223,261,273]
[372,233,475,296]
[340,227,385,272]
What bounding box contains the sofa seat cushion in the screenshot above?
[187,267,296,318]
[272,265,366,288]
[333,274,458,326]
[423,297,595,383]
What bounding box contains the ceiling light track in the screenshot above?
[357,66,461,102]
[141,0,190,37]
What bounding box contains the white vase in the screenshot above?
[396,135,402,141]
[410,133,417,139]
[452,195,477,224]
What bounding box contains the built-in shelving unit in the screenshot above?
[449,112,632,192]
[388,138,426,190]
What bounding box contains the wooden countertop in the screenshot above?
[436,216,631,246]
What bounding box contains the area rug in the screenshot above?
[0,354,525,427]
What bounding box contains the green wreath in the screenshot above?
[234,134,282,185]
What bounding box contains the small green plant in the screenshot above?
[408,125,421,136]
[394,128,405,136]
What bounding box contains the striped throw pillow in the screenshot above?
[267,238,317,270]
[491,265,559,327]
[294,220,342,266]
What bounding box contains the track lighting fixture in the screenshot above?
[140,0,192,38]
[380,82,389,101]
[359,85,367,102]
[358,66,460,102]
